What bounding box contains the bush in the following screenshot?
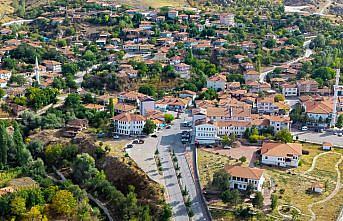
[279,189,285,194]
[302,150,310,155]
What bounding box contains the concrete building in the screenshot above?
[113,113,146,136]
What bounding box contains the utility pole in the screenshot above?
[331,69,340,127]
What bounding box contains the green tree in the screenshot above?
[336,115,343,128]
[51,190,77,217]
[138,84,156,97]
[0,123,9,168]
[72,153,98,184]
[0,88,5,99]
[164,113,174,123]
[143,120,156,135]
[221,135,230,146]
[10,196,26,216]
[212,169,230,191]
[221,189,241,206]
[271,194,278,211]
[239,156,247,163]
[274,94,285,102]
[108,98,115,117]
[252,192,264,209]
[275,129,293,143]
[13,123,32,166]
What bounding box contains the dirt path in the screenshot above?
[307,154,343,221]
[304,152,338,174]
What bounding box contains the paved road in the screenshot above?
[128,113,210,221]
[158,128,189,221]
[164,115,209,221]
[1,19,33,27]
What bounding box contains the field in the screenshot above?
[0,0,14,23]
[266,144,343,221]
[197,148,238,189]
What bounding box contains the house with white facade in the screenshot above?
[281,83,298,97]
[261,142,302,167]
[0,70,12,80]
[194,123,218,144]
[206,74,227,91]
[225,165,265,192]
[113,113,146,136]
[268,115,291,133]
[43,60,62,73]
[215,121,251,137]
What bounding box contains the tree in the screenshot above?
[252,192,264,209]
[0,123,9,169]
[143,120,156,135]
[312,67,336,82]
[239,156,247,163]
[10,196,26,216]
[336,115,343,128]
[45,144,63,166]
[27,140,44,159]
[73,153,98,184]
[164,113,174,124]
[160,204,172,221]
[221,189,241,206]
[108,98,115,117]
[0,89,5,99]
[271,194,278,210]
[62,63,79,76]
[275,129,293,143]
[13,123,32,166]
[51,190,77,217]
[65,93,81,109]
[221,135,230,146]
[274,94,285,102]
[212,169,230,191]
[138,84,156,97]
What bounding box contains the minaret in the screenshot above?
[35,56,40,85]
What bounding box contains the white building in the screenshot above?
[43,60,62,73]
[206,74,227,91]
[167,10,179,19]
[113,113,146,136]
[268,115,291,133]
[322,142,333,151]
[261,142,302,167]
[140,97,155,116]
[281,83,298,97]
[215,121,251,137]
[0,70,12,80]
[225,165,265,192]
[194,123,218,144]
[220,13,235,26]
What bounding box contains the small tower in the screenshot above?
[34,56,40,85]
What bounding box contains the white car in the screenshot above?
[338,133,342,137]
[223,146,231,149]
[301,126,308,131]
[113,135,120,139]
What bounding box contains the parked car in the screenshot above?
[138,140,144,144]
[132,139,139,144]
[113,135,120,139]
[126,144,133,148]
[166,125,171,129]
[151,134,157,138]
[338,133,342,137]
[301,126,308,131]
[206,145,214,148]
[97,132,105,138]
[223,146,231,149]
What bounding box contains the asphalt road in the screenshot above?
[161,114,209,221]
[158,128,189,221]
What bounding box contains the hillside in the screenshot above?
[112,0,190,8]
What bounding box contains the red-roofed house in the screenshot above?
[225,165,265,191]
[261,142,302,167]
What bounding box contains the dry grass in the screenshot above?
[197,148,236,189]
[0,0,14,23]
[96,138,129,157]
[267,144,343,220]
